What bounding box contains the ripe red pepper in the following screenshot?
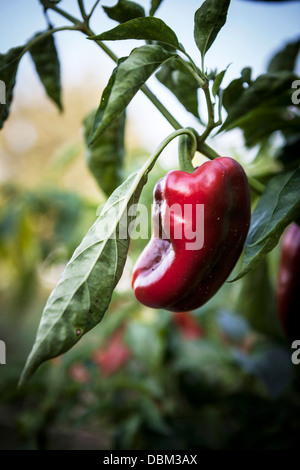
[173,311,204,340]
[132,157,251,311]
[276,222,300,342]
[91,330,131,376]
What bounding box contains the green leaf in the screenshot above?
[241,66,252,85]
[150,0,164,16]
[89,44,174,145]
[29,32,62,111]
[276,137,300,168]
[212,66,228,97]
[156,58,201,119]
[268,37,300,73]
[235,259,280,338]
[194,0,231,59]
[90,17,181,51]
[0,45,24,129]
[83,109,126,197]
[221,70,298,133]
[39,0,61,6]
[103,0,145,23]
[234,169,300,281]
[230,107,300,148]
[19,144,166,386]
[221,76,244,113]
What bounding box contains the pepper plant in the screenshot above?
[0,0,299,388]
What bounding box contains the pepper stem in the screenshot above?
[143,128,198,174]
[178,127,198,173]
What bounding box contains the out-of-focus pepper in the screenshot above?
[173,311,204,340]
[132,157,251,311]
[91,330,131,377]
[276,222,300,342]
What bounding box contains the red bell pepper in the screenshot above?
[276,222,300,342]
[132,157,251,311]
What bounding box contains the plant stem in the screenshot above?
[78,0,87,20]
[19,25,81,60]
[176,56,205,87]
[198,141,221,159]
[140,85,182,130]
[84,25,182,130]
[92,37,118,62]
[41,1,265,197]
[88,0,101,20]
[144,128,198,172]
[45,2,183,130]
[44,2,82,26]
[248,177,265,195]
[178,134,196,173]
[198,82,218,142]
[181,50,206,82]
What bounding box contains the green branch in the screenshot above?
[40,1,265,196]
[20,25,81,61]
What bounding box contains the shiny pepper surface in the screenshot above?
[276,222,300,342]
[132,157,251,311]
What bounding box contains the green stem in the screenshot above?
[217,88,224,125]
[144,128,198,172]
[78,0,87,20]
[44,4,183,131]
[198,83,217,142]
[41,1,265,197]
[44,2,82,25]
[176,56,205,88]
[84,25,182,130]
[19,25,81,60]
[181,50,206,82]
[88,0,101,20]
[201,55,205,77]
[248,177,265,195]
[92,36,118,62]
[140,84,182,130]
[198,141,220,159]
[178,135,195,173]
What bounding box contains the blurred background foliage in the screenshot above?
[1,81,300,450]
[1,0,300,451]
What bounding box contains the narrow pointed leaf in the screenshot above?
[29,32,62,111]
[89,17,181,51]
[0,46,24,129]
[194,0,230,58]
[83,109,126,197]
[233,169,300,281]
[19,145,164,386]
[156,58,201,119]
[212,66,228,97]
[221,71,298,133]
[89,44,174,145]
[102,0,145,23]
[236,259,281,339]
[150,0,164,16]
[268,37,300,73]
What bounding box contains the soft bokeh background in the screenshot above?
[0,0,300,450]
